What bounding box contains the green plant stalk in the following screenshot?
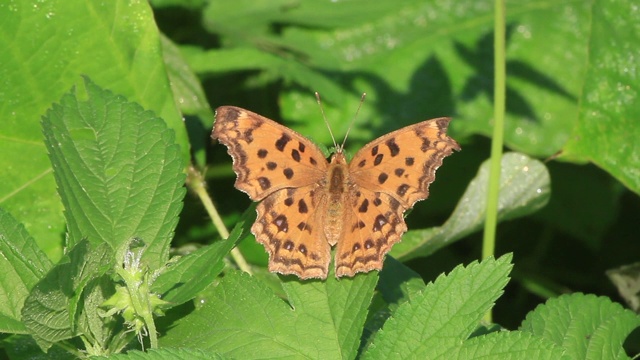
[187,165,252,274]
[483,0,507,322]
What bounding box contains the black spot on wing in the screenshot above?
[275,133,291,151]
[386,138,400,156]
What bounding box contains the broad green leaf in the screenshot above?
[0,207,52,333]
[152,213,251,305]
[93,347,227,360]
[274,1,588,158]
[391,153,550,261]
[450,331,567,360]
[520,293,640,360]
[0,0,187,260]
[361,257,428,351]
[21,240,112,352]
[41,78,186,270]
[161,34,214,167]
[562,0,640,195]
[160,270,378,359]
[377,257,427,310]
[363,254,513,359]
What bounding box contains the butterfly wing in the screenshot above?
[334,118,459,276]
[252,187,331,279]
[335,188,407,277]
[213,106,331,279]
[213,106,328,201]
[348,118,460,208]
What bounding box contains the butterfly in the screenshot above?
[212,105,460,279]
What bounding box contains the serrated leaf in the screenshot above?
[450,331,568,360]
[0,207,53,333]
[21,240,112,351]
[520,293,640,359]
[160,270,378,359]
[363,255,513,359]
[76,275,117,352]
[42,78,186,270]
[92,347,227,360]
[0,0,188,260]
[563,0,640,195]
[391,153,550,261]
[362,257,427,351]
[152,214,251,305]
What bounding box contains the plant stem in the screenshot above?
[187,165,253,274]
[483,0,507,323]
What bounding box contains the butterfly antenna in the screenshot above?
[315,92,339,150]
[340,92,366,150]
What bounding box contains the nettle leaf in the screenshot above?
[520,293,640,359]
[451,331,567,360]
[92,347,227,360]
[363,255,512,359]
[563,0,640,195]
[152,211,252,305]
[21,240,112,351]
[391,152,550,261]
[41,78,186,270]
[0,208,53,334]
[0,0,188,260]
[160,269,378,359]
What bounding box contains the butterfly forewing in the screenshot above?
[348,118,460,208]
[213,106,327,201]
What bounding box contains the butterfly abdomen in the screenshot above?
[324,154,351,246]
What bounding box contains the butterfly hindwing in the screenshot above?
[252,187,331,279]
[334,188,407,277]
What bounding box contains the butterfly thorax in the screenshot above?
[324,152,351,246]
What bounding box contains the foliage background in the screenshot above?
[0,0,638,352]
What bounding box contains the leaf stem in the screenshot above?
[483,0,507,322]
[187,165,252,274]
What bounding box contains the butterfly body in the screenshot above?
[213,106,460,279]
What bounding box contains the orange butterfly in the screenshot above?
[213,106,459,279]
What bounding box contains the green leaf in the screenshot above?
[451,331,567,360]
[391,153,550,261]
[0,207,53,333]
[160,270,378,359]
[41,78,186,270]
[92,347,227,360]
[21,240,112,351]
[151,214,250,305]
[0,0,188,260]
[563,0,640,195]
[274,1,588,157]
[363,255,513,359]
[161,35,214,168]
[3,335,71,360]
[520,293,640,359]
